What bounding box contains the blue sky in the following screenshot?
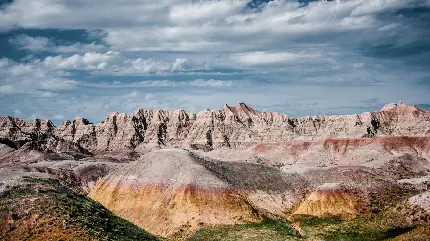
[0,0,429,123]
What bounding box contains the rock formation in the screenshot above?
[0,102,429,155]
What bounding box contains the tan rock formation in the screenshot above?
[1,103,429,153]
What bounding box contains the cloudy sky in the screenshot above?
[1,0,429,123]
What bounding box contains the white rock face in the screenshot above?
[1,103,429,153]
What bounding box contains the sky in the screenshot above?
[0,0,429,123]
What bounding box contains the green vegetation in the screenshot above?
[188,215,419,241]
[294,215,414,241]
[1,177,161,241]
[188,218,300,241]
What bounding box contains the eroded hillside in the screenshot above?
[1,103,430,240]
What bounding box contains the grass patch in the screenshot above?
[293,215,343,226]
[189,215,418,241]
[188,218,300,241]
[296,215,414,241]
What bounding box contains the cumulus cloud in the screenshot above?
[43,51,119,70]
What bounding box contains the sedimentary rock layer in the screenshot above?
[1,102,429,153]
[201,136,430,170]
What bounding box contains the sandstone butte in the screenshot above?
[1,102,430,240]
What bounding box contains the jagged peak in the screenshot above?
[30,118,55,128]
[221,103,256,115]
[237,102,249,108]
[221,104,233,114]
[134,108,188,115]
[75,116,91,125]
[232,102,252,111]
[380,101,424,112]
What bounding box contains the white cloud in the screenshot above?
[9,34,105,53]
[83,79,234,88]
[114,58,171,74]
[34,52,200,74]
[172,58,194,71]
[170,0,246,24]
[99,0,420,52]
[53,42,105,53]
[9,35,52,52]
[185,79,234,87]
[0,58,10,68]
[2,0,425,52]
[1,0,173,29]
[0,85,16,94]
[43,51,119,70]
[89,56,203,75]
[229,51,323,66]
[124,91,138,98]
[0,58,77,96]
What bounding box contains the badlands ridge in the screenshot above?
[1,102,430,240]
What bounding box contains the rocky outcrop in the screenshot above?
[0,117,54,146]
[0,102,429,154]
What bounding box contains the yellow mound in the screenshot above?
[90,182,258,238]
[88,149,259,238]
[293,184,360,218]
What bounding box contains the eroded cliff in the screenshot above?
[1,102,429,155]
